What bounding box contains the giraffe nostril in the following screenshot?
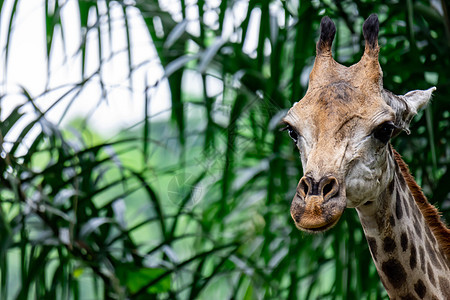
[298,177,310,198]
[298,176,339,200]
[321,177,338,200]
[302,182,309,196]
[323,182,333,196]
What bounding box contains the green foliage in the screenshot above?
[1,0,450,299]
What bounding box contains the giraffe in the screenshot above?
[282,14,450,299]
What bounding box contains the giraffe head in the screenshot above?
[283,14,435,233]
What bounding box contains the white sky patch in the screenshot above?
[1,0,172,142]
[0,0,258,149]
[242,7,260,58]
[221,8,234,40]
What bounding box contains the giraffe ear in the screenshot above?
[402,87,436,112]
[382,87,436,136]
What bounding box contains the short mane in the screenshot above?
[393,149,450,261]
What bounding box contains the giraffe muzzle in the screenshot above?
[290,175,346,232]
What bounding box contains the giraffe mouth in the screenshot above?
[293,209,343,233]
[290,189,347,233]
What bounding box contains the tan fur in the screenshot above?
[393,149,450,261]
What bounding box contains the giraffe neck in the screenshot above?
[356,148,450,299]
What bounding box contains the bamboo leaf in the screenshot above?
[164,54,200,78]
[117,264,171,295]
[164,19,188,49]
[198,37,227,73]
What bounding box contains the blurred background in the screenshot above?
[1,0,449,299]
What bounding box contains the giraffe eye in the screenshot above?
[288,128,298,143]
[281,125,299,143]
[373,121,395,144]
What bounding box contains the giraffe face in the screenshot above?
[284,82,396,232]
[284,15,435,233]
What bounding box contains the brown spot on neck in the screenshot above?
[367,237,378,261]
[414,279,426,298]
[439,276,450,297]
[382,258,407,289]
[383,236,396,253]
[400,232,408,251]
[410,245,417,269]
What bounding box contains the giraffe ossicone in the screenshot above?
[283,14,450,298]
